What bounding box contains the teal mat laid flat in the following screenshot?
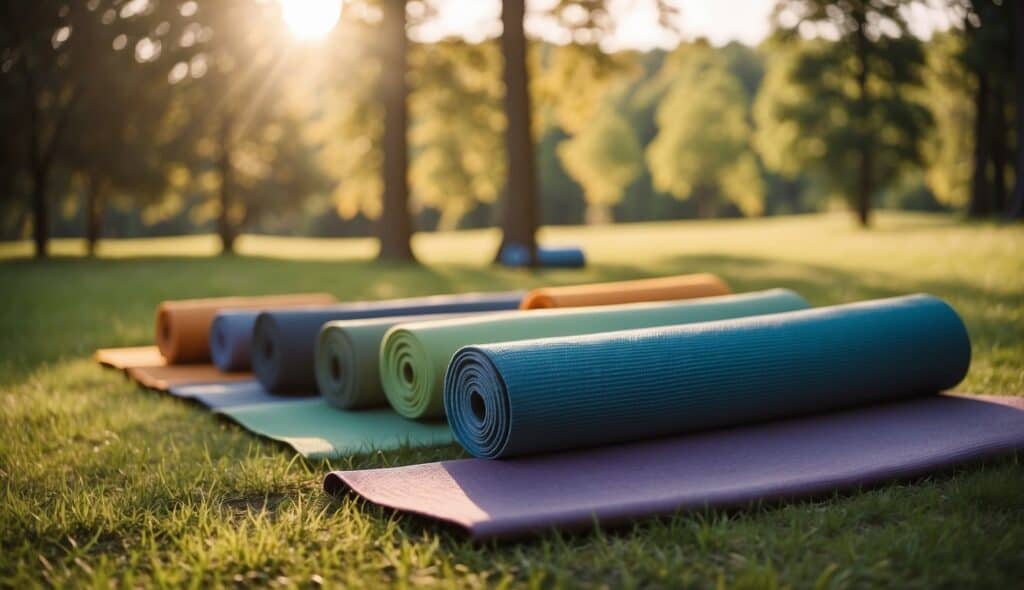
[215,399,454,459]
[444,294,971,458]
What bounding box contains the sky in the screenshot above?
[410,0,959,51]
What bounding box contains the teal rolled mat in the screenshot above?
[316,312,488,409]
[381,289,810,419]
[444,294,972,458]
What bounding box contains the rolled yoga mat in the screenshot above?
[325,394,1024,540]
[316,312,490,410]
[499,244,586,268]
[216,399,454,460]
[519,273,729,310]
[156,293,337,364]
[252,291,525,394]
[444,294,971,458]
[381,289,809,420]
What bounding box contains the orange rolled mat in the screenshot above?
[156,293,337,364]
[519,273,730,310]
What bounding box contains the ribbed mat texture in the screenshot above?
[251,291,525,394]
[382,289,809,419]
[445,294,971,458]
[325,394,1024,540]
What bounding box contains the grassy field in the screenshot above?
[1,212,1023,588]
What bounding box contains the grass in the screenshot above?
[1,211,1022,588]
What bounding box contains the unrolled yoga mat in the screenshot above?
[127,364,252,391]
[157,293,337,364]
[316,312,488,410]
[325,394,1024,540]
[446,294,971,458]
[95,345,166,370]
[216,399,454,459]
[167,380,303,409]
[519,273,729,309]
[382,289,810,420]
[252,291,525,394]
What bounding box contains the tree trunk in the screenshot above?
[696,186,715,219]
[377,0,416,262]
[32,166,49,259]
[218,115,237,255]
[854,17,873,227]
[990,81,1008,214]
[495,0,540,266]
[85,174,105,257]
[1009,0,1024,219]
[969,70,992,217]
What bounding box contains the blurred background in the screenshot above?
[0,0,1020,260]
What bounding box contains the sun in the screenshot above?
[280,0,342,41]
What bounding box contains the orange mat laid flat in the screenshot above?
[94,346,166,370]
[127,364,252,391]
[519,273,730,310]
[156,293,337,364]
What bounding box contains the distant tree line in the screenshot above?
[1,0,1020,262]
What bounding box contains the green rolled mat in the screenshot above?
[316,312,488,409]
[380,289,810,419]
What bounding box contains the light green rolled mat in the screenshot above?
[380,289,811,419]
[316,312,492,409]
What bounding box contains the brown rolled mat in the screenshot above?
[95,346,166,370]
[127,364,252,391]
[156,293,337,364]
[519,273,730,310]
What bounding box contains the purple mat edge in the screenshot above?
[324,393,1024,540]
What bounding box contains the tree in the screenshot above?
[768,0,932,226]
[377,0,416,261]
[647,46,764,218]
[920,32,974,210]
[495,0,539,264]
[409,40,505,231]
[1011,0,1024,219]
[557,105,641,223]
[1,2,114,257]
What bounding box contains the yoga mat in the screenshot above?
[95,345,165,370]
[252,291,525,394]
[216,399,454,460]
[382,289,809,420]
[157,293,337,364]
[445,294,970,458]
[127,364,252,392]
[325,394,1024,540]
[167,380,305,409]
[499,244,586,268]
[520,273,729,309]
[209,311,260,372]
[316,312,488,410]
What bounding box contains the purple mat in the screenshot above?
[325,394,1024,540]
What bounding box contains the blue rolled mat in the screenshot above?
[252,291,525,393]
[444,294,971,459]
[210,311,261,371]
[499,244,585,268]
